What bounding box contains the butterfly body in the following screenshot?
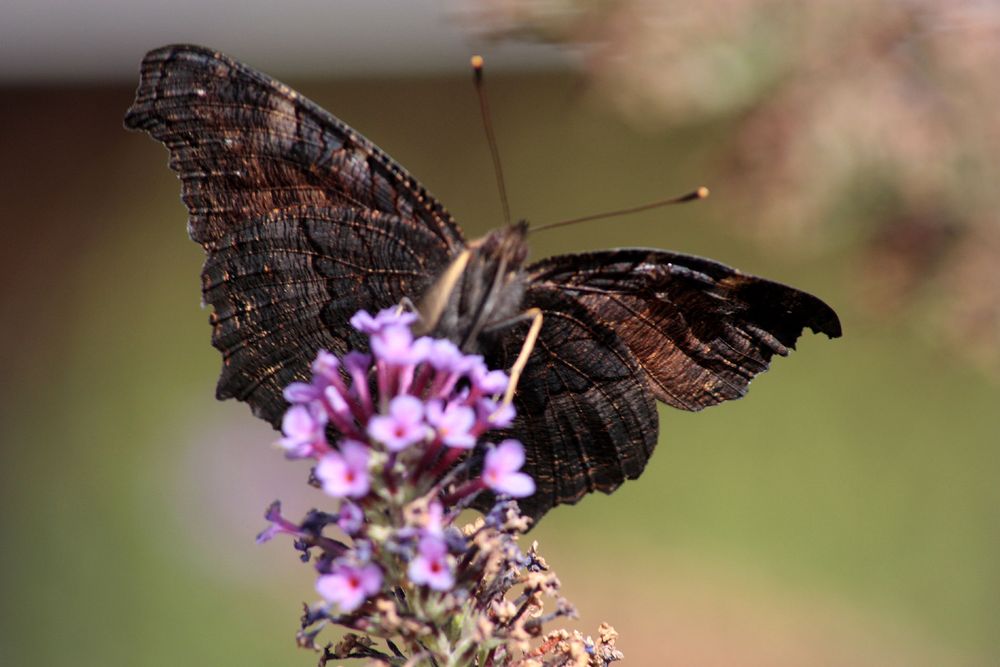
[125,44,841,521]
[417,222,530,354]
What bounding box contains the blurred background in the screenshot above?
[1,1,997,665]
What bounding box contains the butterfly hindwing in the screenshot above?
[530,249,842,412]
[488,285,659,519]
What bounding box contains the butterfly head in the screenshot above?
[475,219,530,267]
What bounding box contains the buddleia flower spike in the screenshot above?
[257,307,623,665]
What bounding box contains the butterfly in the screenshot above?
[125,44,841,522]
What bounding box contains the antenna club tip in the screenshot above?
[696,186,710,199]
[471,55,484,70]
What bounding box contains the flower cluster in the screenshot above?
[257,307,621,666]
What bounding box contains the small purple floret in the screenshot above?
[471,362,510,395]
[278,404,327,458]
[425,501,445,535]
[311,350,341,380]
[323,383,350,414]
[483,440,536,498]
[408,535,454,591]
[255,501,303,544]
[282,381,319,404]
[350,307,418,334]
[349,310,380,334]
[371,325,430,366]
[342,351,373,412]
[316,562,383,613]
[426,338,464,371]
[426,399,476,449]
[337,501,365,535]
[316,440,371,498]
[343,350,372,376]
[476,398,516,429]
[367,395,427,451]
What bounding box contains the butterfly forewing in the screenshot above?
[125,44,463,425]
[203,206,457,424]
[530,249,842,411]
[124,44,464,251]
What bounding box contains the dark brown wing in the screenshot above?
[529,249,842,412]
[202,206,456,425]
[124,44,464,425]
[488,286,659,520]
[124,44,464,251]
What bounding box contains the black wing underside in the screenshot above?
[531,248,843,412]
[124,44,463,425]
[486,286,659,520]
[202,206,457,424]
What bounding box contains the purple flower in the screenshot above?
[283,349,355,425]
[343,350,372,377]
[349,310,381,333]
[315,440,370,498]
[323,383,350,415]
[476,398,516,429]
[483,440,535,498]
[282,381,319,404]
[371,325,430,366]
[471,365,510,396]
[255,501,302,544]
[337,501,365,535]
[367,395,427,451]
[408,535,454,591]
[425,399,476,449]
[310,349,341,381]
[265,311,548,645]
[316,562,382,613]
[278,404,327,458]
[425,501,445,535]
[343,351,373,411]
[282,350,355,422]
[350,307,418,334]
[425,339,466,372]
[461,355,486,374]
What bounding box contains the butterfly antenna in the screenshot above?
[531,186,710,233]
[471,55,512,227]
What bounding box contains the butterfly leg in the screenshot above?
[414,250,471,335]
[498,307,543,410]
[396,296,419,316]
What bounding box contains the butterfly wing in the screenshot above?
[201,206,458,425]
[124,44,464,251]
[125,44,464,425]
[488,285,659,520]
[529,249,842,412]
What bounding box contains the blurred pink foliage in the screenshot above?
[463,0,1000,376]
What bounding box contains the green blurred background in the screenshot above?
[1,2,997,665]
